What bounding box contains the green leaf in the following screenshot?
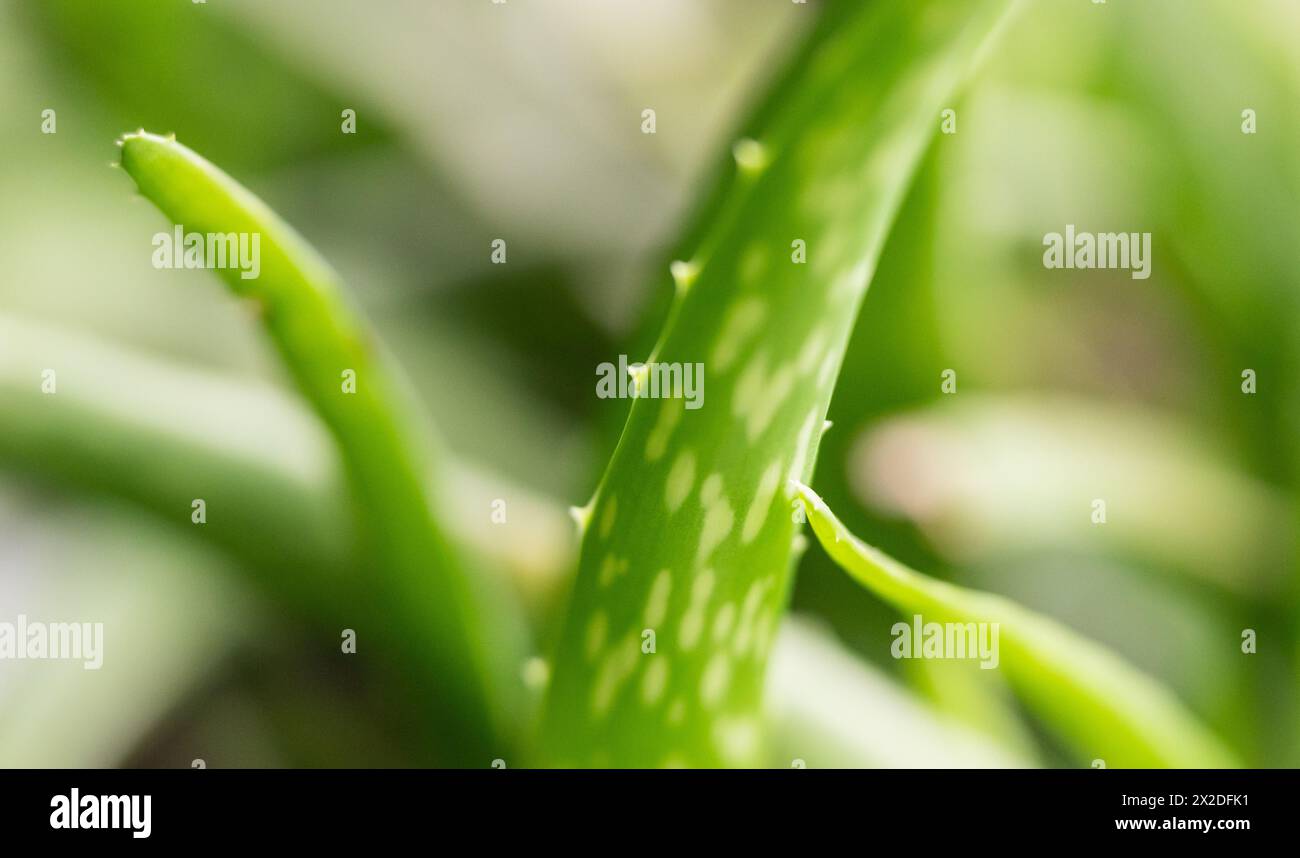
[540,0,1016,767]
[794,481,1238,768]
[116,131,512,764]
[0,314,350,596]
[766,618,1034,768]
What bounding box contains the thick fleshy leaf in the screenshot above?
[540,0,1015,767]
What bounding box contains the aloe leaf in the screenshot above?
[794,481,1238,768]
[0,314,351,599]
[116,132,509,764]
[0,312,571,618]
[540,0,1016,767]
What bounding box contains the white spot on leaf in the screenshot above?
[742,460,783,543]
[665,450,696,513]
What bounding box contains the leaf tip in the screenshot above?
[115,128,181,162]
[788,477,817,505]
[669,260,699,295]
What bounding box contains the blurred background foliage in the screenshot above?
[0,0,1295,766]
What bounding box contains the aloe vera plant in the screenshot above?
[539,0,1015,767]
[794,481,1237,768]
[116,131,514,764]
[0,0,1257,773]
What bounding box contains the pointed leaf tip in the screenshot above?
[669,260,699,294]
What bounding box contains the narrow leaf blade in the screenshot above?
[795,481,1238,768]
[118,132,511,763]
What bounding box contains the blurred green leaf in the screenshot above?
[853,395,1291,595]
[765,618,1033,768]
[25,0,394,172]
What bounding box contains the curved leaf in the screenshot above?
[117,132,513,764]
[794,481,1237,768]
